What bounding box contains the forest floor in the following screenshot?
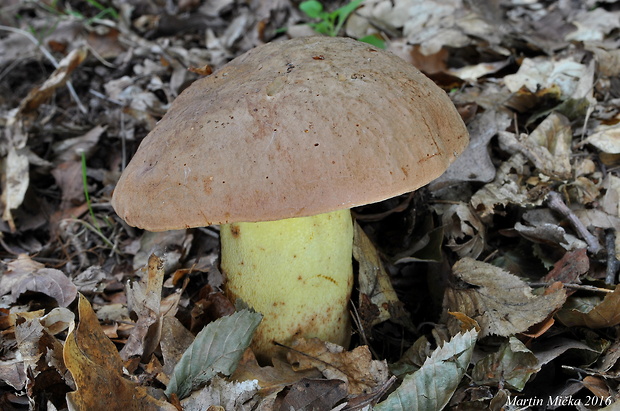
[1,0,620,410]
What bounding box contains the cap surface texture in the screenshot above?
[112,36,469,230]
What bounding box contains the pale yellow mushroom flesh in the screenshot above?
[220,208,353,362]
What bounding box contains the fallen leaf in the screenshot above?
[1,145,29,232]
[15,315,72,401]
[430,110,511,189]
[375,328,478,411]
[51,161,85,211]
[165,309,262,399]
[531,337,598,367]
[498,112,573,179]
[437,202,486,259]
[18,45,88,114]
[120,254,168,361]
[472,337,540,391]
[160,316,196,378]
[287,338,389,396]
[444,258,567,337]
[1,254,77,307]
[471,154,545,219]
[231,349,321,397]
[541,248,589,283]
[181,375,259,411]
[278,378,346,411]
[504,57,589,100]
[353,222,409,330]
[556,285,620,328]
[584,124,620,154]
[63,294,176,410]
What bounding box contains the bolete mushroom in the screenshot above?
[111,36,468,361]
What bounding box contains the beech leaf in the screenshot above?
[165,310,262,399]
[444,258,567,337]
[375,328,478,411]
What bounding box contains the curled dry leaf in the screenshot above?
[444,258,567,338]
[18,45,88,114]
[556,285,620,329]
[470,154,545,219]
[287,338,389,396]
[352,222,409,330]
[0,254,77,307]
[63,294,176,411]
[231,349,322,397]
[437,202,486,259]
[120,254,168,362]
[498,112,573,179]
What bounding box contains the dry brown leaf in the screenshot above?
[556,285,620,328]
[498,113,573,179]
[581,376,611,399]
[438,202,486,259]
[121,254,172,362]
[278,378,347,411]
[64,294,176,411]
[0,254,77,307]
[287,338,389,396]
[15,316,72,396]
[444,258,567,337]
[18,45,88,114]
[470,154,544,219]
[160,316,198,378]
[231,349,321,397]
[353,222,409,331]
[51,161,85,211]
[541,248,589,284]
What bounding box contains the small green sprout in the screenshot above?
[299,0,385,48]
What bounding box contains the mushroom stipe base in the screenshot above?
[220,208,354,362]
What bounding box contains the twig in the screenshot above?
[528,282,613,293]
[605,229,620,284]
[0,24,87,114]
[546,191,602,254]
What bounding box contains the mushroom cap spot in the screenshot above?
[112,36,469,230]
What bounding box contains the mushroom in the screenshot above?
[111,36,468,362]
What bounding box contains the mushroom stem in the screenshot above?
[220,208,354,362]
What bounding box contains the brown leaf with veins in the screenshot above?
[444,258,567,338]
[231,348,321,397]
[63,294,176,411]
[287,338,389,396]
[556,285,620,328]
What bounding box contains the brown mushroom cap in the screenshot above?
[112,36,468,230]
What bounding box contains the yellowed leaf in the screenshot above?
[63,294,176,410]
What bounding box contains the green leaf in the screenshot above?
[332,0,365,35]
[299,0,324,18]
[165,310,262,399]
[375,329,478,411]
[358,34,386,49]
